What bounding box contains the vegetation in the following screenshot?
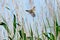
[0,13,60,40]
[0,0,60,40]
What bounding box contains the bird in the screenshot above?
[26,6,35,17]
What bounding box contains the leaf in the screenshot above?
[56,20,58,26]
[56,20,58,37]
[13,14,16,35]
[24,33,26,40]
[43,33,50,40]
[30,28,33,40]
[0,22,10,34]
[19,30,23,38]
[8,36,12,40]
[56,26,58,37]
[38,38,42,40]
[49,33,55,40]
[58,26,60,31]
[46,17,50,28]
[35,25,40,40]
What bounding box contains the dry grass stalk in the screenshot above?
[56,0,60,23]
[45,0,56,21]
[29,0,34,8]
[1,0,6,10]
[56,0,60,40]
[12,0,20,23]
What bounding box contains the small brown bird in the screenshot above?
[26,6,35,17]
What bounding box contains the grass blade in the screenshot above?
[0,22,10,35]
[24,33,26,40]
[8,36,12,40]
[5,6,10,10]
[19,30,23,38]
[56,20,58,37]
[13,14,16,35]
[43,33,50,40]
[30,28,33,40]
[49,33,55,40]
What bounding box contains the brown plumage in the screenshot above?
[26,6,35,17]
